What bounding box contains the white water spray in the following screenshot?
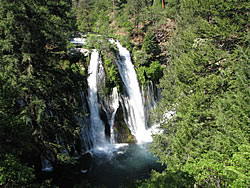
[115,41,152,143]
[79,91,93,150]
[109,87,119,143]
[70,37,86,46]
[87,50,106,147]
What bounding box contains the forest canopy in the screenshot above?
[146,0,249,187]
[0,0,86,186]
[0,0,249,187]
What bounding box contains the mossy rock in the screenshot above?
[113,105,136,144]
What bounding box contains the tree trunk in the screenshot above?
[162,0,165,9]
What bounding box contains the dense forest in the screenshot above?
[0,0,249,187]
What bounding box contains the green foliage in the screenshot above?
[134,29,162,85]
[114,0,164,36]
[116,13,134,34]
[126,0,147,33]
[137,61,163,85]
[85,34,116,52]
[85,34,122,95]
[0,0,85,186]
[142,30,160,59]
[133,50,149,66]
[0,154,35,187]
[56,153,77,165]
[137,170,193,188]
[1,0,248,187]
[117,35,134,52]
[225,144,250,187]
[146,61,163,81]
[73,0,112,34]
[102,54,122,94]
[136,66,147,86]
[150,0,249,187]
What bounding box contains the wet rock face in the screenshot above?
[113,105,136,143]
[99,107,111,142]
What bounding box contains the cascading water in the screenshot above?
[79,91,93,151]
[94,52,120,144]
[41,159,53,172]
[70,37,86,46]
[109,87,119,143]
[143,81,161,126]
[115,41,152,143]
[71,38,160,147]
[52,38,164,188]
[87,50,106,147]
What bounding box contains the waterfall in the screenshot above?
[115,41,152,143]
[109,87,119,143]
[79,91,93,151]
[71,37,158,148]
[41,155,53,172]
[41,159,53,172]
[95,54,120,144]
[87,50,106,147]
[143,81,161,127]
[70,37,86,46]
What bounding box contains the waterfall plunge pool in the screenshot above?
[51,38,164,187]
[88,143,164,188]
[45,143,164,188]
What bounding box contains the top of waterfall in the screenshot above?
[70,37,87,46]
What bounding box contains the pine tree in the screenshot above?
[0,0,84,186]
[148,0,249,187]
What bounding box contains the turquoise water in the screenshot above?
[88,143,164,188]
[43,143,164,187]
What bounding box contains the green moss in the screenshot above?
[136,66,147,86]
[136,61,163,86]
[61,60,71,69]
[113,106,137,144]
[102,53,122,95]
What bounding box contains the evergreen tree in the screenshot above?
[142,30,160,60]
[148,0,249,187]
[0,0,84,186]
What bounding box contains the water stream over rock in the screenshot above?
[83,40,157,148]
[115,41,152,143]
[87,50,107,147]
[42,38,163,187]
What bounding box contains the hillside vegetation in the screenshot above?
[0,0,248,187]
